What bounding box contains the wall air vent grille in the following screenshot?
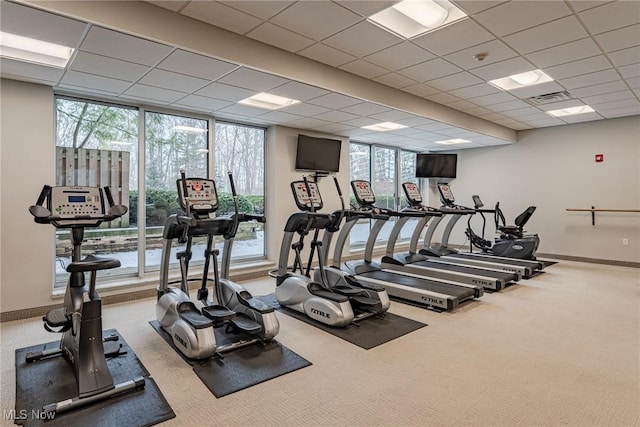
[524,91,575,106]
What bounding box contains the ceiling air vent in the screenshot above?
[524,91,575,106]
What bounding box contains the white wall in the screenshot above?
[265,126,351,267]
[1,79,56,312]
[449,116,640,263]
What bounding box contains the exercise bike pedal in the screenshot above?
[201,304,235,324]
[43,307,71,332]
[103,340,125,358]
[227,315,262,335]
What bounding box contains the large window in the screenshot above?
[54,97,265,289]
[349,142,420,248]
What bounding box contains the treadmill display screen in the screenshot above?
[402,182,422,203]
[438,183,455,203]
[351,180,375,204]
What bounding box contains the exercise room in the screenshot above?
[1,1,638,426]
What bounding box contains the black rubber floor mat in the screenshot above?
[259,294,427,350]
[14,329,175,427]
[150,321,311,398]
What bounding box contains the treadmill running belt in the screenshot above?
[412,260,515,281]
[359,270,475,299]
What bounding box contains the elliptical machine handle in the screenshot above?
[302,175,315,213]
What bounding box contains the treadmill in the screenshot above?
[422,183,543,278]
[328,180,482,312]
[380,182,520,291]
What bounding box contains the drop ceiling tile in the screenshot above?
[395,116,439,127]
[373,73,417,89]
[508,81,566,99]
[325,21,401,58]
[485,99,530,113]
[479,112,508,121]
[425,92,461,104]
[269,1,362,41]
[598,105,640,118]
[449,83,500,99]
[307,93,362,109]
[279,102,331,116]
[334,0,397,17]
[342,116,384,127]
[504,107,547,118]
[157,50,238,80]
[221,1,294,20]
[172,94,232,111]
[287,117,331,128]
[340,59,389,79]
[310,123,356,134]
[61,70,131,93]
[218,68,289,92]
[579,1,640,36]
[580,90,636,106]
[545,55,612,80]
[412,19,495,56]
[217,103,270,117]
[139,69,209,93]
[608,46,640,67]
[451,1,507,15]
[570,80,628,97]
[619,63,640,79]
[124,83,186,102]
[70,51,149,82]
[415,121,454,131]
[313,110,360,123]
[591,97,640,111]
[468,91,518,106]
[80,27,173,66]
[503,16,589,55]
[568,1,612,13]
[269,82,329,101]
[446,99,478,111]
[473,0,572,37]
[469,57,533,81]
[247,23,315,53]
[369,110,417,122]
[559,69,620,90]
[427,72,484,91]
[298,43,357,67]
[0,1,87,48]
[196,82,256,101]
[444,39,519,70]
[0,58,63,84]
[181,1,262,35]
[145,1,189,12]
[401,83,441,97]
[627,77,640,89]
[255,110,303,123]
[465,106,493,116]
[57,84,125,99]
[527,38,601,69]
[340,102,392,116]
[398,58,462,82]
[595,24,640,52]
[364,42,435,71]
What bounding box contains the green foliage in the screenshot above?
[217,192,254,216]
[128,189,181,226]
[244,195,264,214]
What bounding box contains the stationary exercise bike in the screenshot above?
[466,195,540,260]
[27,185,145,415]
[155,171,278,360]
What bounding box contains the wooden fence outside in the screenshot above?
[56,146,130,227]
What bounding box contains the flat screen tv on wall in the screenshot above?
[295,134,341,173]
[415,153,457,178]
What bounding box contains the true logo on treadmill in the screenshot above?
[421,296,443,305]
[310,308,330,318]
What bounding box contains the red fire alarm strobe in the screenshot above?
[595,154,604,163]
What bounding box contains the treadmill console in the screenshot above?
[291,180,323,211]
[177,178,219,214]
[437,183,456,206]
[402,182,422,205]
[351,180,375,206]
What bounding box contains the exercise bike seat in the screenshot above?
[236,290,275,314]
[201,304,235,324]
[66,254,121,273]
[307,282,349,303]
[176,301,214,329]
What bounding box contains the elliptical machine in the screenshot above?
[156,171,278,360]
[274,176,384,326]
[27,185,145,415]
[466,195,540,260]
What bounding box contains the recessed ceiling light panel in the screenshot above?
[489,70,553,91]
[546,105,595,117]
[0,31,74,68]
[369,0,467,39]
[238,92,300,110]
[434,138,471,145]
[362,122,408,131]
